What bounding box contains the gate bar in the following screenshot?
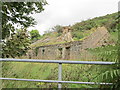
[0,58,116,65]
[0,78,113,85]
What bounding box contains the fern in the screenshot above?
[88,44,120,89]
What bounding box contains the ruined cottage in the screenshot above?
[27,27,110,60]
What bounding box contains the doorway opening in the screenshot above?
[65,47,70,60]
[58,48,63,59]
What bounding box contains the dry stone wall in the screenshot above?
[27,27,110,60]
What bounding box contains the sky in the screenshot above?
[28,0,119,35]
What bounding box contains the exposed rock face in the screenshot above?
[61,26,73,42]
[27,27,110,60]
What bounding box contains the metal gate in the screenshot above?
[0,58,116,88]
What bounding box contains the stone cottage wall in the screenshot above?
[27,41,83,60]
[27,27,110,60]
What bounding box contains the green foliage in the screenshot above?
[88,45,118,62]
[2,62,99,88]
[72,27,96,41]
[71,12,118,40]
[71,12,118,33]
[1,1,47,57]
[31,12,118,46]
[88,44,120,89]
[30,40,67,48]
[1,9,119,88]
[2,62,56,88]
[52,25,63,36]
[109,31,118,43]
[72,31,84,40]
[3,43,119,88]
[43,30,52,35]
[2,29,31,58]
[30,30,41,42]
[1,1,47,39]
[72,20,97,31]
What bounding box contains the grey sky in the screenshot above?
[28,0,119,35]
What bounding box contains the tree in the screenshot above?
[1,1,47,58]
[30,30,41,42]
[2,29,31,58]
[1,1,47,39]
[52,25,63,36]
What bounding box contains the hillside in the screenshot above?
[30,12,118,48]
[27,12,118,61]
[2,12,119,88]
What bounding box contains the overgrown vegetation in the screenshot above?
[71,12,117,32]
[51,25,63,36]
[2,11,119,88]
[2,2,47,39]
[88,44,119,89]
[2,62,104,88]
[1,1,47,58]
[87,16,119,88]
[2,29,31,58]
[30,30,41,43]
[2,30,119,88]
[30,12,118,48]
[71,12,118,40]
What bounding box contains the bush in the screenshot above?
[72,31,84,40]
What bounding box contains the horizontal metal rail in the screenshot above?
[0,58,116,65]
[0,58,116,88]
[0,78,113,85]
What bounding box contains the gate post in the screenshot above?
[58,63,62,89]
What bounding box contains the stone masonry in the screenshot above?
[27,27,110,60]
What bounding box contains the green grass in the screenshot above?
[30,12,117,48]
[109,30,118,43]
[30,27,96,48]
[2,61,104,88]
[30,41,68,48]
[3,30,118,88]
[2,62,58,88]
[2,12,118,88]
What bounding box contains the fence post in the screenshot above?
[58,63,62,89]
